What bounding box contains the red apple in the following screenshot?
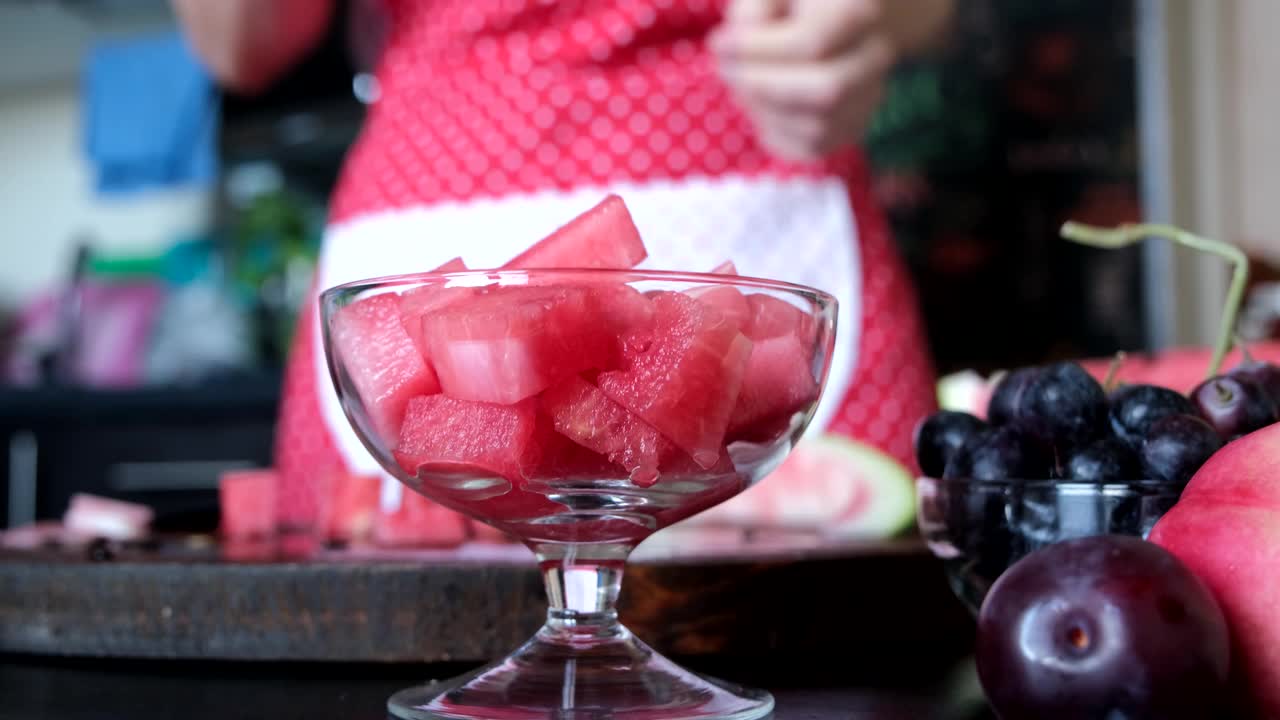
[1150,422,1280,719]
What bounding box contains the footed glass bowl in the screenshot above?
[321,268,836,720]
[916,477,1184,615]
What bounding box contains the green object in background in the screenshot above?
[225,186,324,365]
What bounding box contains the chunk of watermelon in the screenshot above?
[396,257,473,360]
[394,394,541,482]
[218,469,278,539]
[423,285,616,404]
[598,291,753,468]
[727,334,820,440]
[504,194,647,269]
[372,490,469,548]
[589,283,655,338]
[525,420,620,480]
[709,260,739,275]
[322,471,381,543]
[745,294,817,346]
[332,293,441,443]
[688,286,749,333]
[541,375,671,482]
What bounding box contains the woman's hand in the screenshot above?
[711,0,953,161]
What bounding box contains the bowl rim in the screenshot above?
[916,476,1184,491]
[319,267,838,305]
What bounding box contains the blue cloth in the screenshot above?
[83,32,219,195]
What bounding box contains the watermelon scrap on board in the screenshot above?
[394,394,542,483]
[64,493,154,542]
[689,434,915,539]
[598,291,753,469]
[423,285,617,405]
[218,469,278,539]
[323,471,381,543]
[332,293,442,443]
[504,194,647,270]
[372,489,469,548]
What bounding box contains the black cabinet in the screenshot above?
[0,373,280,532]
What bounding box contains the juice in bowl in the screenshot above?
[320,195,838,719]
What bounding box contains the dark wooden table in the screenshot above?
[1,529,993,718]
[0,653,995,720]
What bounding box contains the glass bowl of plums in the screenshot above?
[914,352,1279,614]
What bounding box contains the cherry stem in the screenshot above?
[1060,222,1250,379]
[1236,333,1256,364]
[1102,351,1126,392]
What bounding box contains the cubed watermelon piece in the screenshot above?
[394,394,541,481]
[744,294,817,346]
[504,194,647,269]
[709,260,738,275]
[598,291,753,468]
[332,293,442,442]
[688,286,749,332]
[728,334,821,439]
[397,257,472,360]
[526,411,622,480]
[541,375,672,482]
[372,490,469,548]
[323,472,381,543]
[423,286,615,404]
[218,470,278,539]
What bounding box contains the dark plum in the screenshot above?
[1066,437,1140,482]
[1191,374,1278,440]
[1141,414,1223,486]
[1108,384,1199,451]
[913,411,988,478]
[1014,362,1107,449]
[987,367,1040,426]
[942,427,1047,482]
[1230,360,1280,408]
[976,535,1230,720]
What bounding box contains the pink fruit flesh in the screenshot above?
[688,286,750,333]
[323,472,381,543]
[710,260,738,275]
[394,395,541,482]
[541,375,672,481]
[728,334,819,438]
[423,286,615,404]
[219,470,278,539]
[396,257,471,359]
[372,490,469,548]
[598,291,753,468]
[744,294,818,346]
[504,194,647,270]
[333,293,441,442]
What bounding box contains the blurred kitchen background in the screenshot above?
[0,0,1277,532]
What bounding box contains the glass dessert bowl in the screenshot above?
[915,477,1185,615]
[320,268,837,720]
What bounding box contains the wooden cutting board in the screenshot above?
[0,528,973,675]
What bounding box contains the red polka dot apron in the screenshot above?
[274,0,938,532]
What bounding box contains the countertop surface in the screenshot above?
[0,654,995,720]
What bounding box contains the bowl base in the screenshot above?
[387,623,773,720]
